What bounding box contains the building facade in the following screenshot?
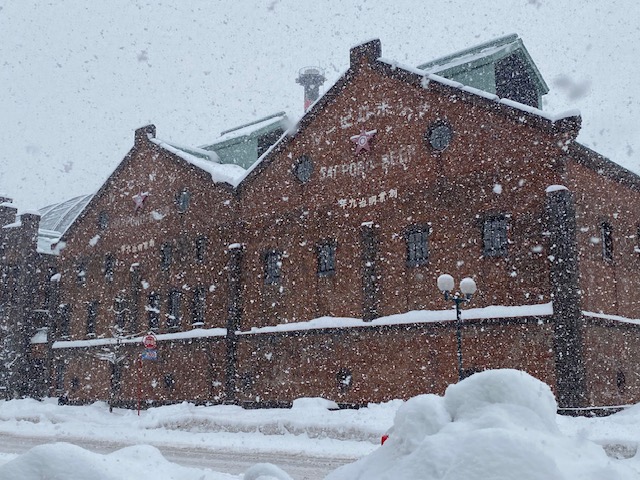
[32,38,640,411]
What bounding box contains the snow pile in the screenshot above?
[326,369,640,480]
[0,443,235,480]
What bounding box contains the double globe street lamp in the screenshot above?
[437,274,477,382]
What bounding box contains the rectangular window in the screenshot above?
[483,216,508,257]
[76,261,86,286]
[195,236,207,264]
[167,290,181,330]
[264,250,282,285]
[114,297,126,331]
[601,221,613,261]
[104,254,115,282]
[86,301,97,336]
[161,243,172,271]
[317,241,337,276]
[59,304,70,338]
[147,292,160,331]
[55,362,65,391]
[191,287,206,326]
[406,226,429,267]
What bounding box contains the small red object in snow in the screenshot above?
[381,434,389,445]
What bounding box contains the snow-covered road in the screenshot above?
[0,432,355,479]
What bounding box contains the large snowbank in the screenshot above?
[0,443,236,480]
[2,370,640,478]
[326,370,640,480]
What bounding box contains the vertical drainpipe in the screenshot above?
[545,185,587,410]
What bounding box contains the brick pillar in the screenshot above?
[545,186,587,409]
[225,244,244,403]
[361,223,379,321]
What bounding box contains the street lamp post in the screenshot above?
[437,274,477,382]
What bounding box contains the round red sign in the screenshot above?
[142,333,157,349]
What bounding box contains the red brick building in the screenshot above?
[49,38,640,412]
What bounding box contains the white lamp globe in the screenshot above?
[437,274,455,293]
[460,277,477,296]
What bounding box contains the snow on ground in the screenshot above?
[1,370,640,479]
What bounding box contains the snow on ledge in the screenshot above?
[238,303,553,335]
[546,185,569,193]
[52,327,227,349]
[583,311,640,326]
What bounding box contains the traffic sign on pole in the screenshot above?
[142,333,157,349]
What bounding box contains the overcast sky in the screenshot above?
[1,0,639,210]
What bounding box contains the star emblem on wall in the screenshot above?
[350,129,377,155]
[132,191,149,211]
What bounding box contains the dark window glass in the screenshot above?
[294,155,313,183]
[406,226,429,267]
[114,297,127,331]
[59,304,70,338]
[191,287,206,325]
[176,190,190,213]
[617,370,626,392]
[147,292,160,331]
[104,254,115,282]
[97,211,109,230]
[317,241,336,276]
[337,368,353,392]
[601,222,613,262]
[264,250,282,285]
[167,290,181,329]
[426,122,452,151]
[161,243,172,271]
[164,373,176,390]
[483,216,508,257]
[55,362,65,391]
[86,301,98,336]
[76,261,86,286]
[195,236,207,264]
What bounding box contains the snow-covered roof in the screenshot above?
[417,33,549,95]
[37,193,94,255]
[150,137,246,187]
[39,194,94,234]
[211,111,288,146]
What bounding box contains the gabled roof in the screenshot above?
[417,34,549,98]
[236,38,580,192]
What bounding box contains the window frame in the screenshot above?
[160,243,172,271]
[147,292,161,331]
[317,240,337,276]
[482,215,508,257]
[405,225,430,267]
[264,250,283,285]
[191,286,206,326]
[195,236,207,264]
[601,221,613,262]
[176,189,191,213]
[167,289,182,330]
[103,254,115,282]
[86,300,98,337]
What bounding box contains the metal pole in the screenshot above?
[455,297,463,381]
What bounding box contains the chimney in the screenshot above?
[296,66,326,111]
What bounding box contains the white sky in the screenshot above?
[1,0,639,210]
